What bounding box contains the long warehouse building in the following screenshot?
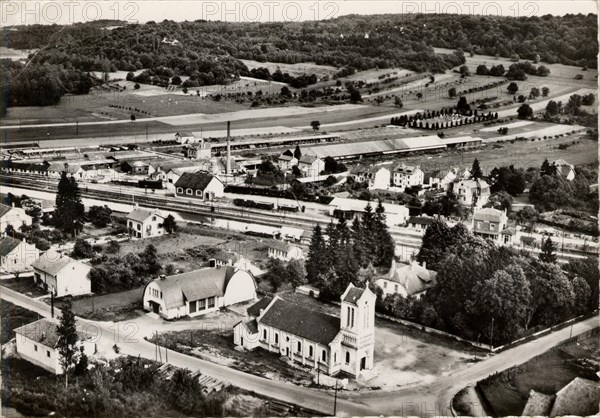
[302,135,482,160]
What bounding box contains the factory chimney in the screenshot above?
[226,121,231,175]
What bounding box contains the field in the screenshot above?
[240,59,338,78]
[477,335,599,416]
[0,300,39,344]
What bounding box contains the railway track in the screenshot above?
[2,173,424,249]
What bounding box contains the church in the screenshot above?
[233,283,376,378]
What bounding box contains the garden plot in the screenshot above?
[240,59,338,79]
[484,123,586,143]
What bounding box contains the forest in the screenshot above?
[2,13,597,107]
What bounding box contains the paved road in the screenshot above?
[2,285,598,416]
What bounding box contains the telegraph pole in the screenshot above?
[333,379,338,416]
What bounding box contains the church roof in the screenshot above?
[259,298,340,346]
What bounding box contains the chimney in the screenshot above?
[226,121,231,175]
[134,203,139,209]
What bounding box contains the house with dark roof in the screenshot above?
[0,236,39,274]
[375,260,437,299]
[14,318,94,374]
[233,283,376,378]
[122,160,153,176]
[174,172,224,201]
[407,215,435,231]
[126,205,167,238]
[143,265,257,319]
[520,377,600,417]
[277,153,298,171]
[392,163,424,191]
[423,168,458,190]
[31,249,91,297]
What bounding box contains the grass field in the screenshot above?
[0,300,40,344]
[240,59,338,78]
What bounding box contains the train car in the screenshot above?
[278,204,300,213]
[254,201,275,211]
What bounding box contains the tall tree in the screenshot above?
[54,172,84,237]
[470,159,483,180]
[540,237,557,263]
[163,214,177,233]
[306,224,325,284]
[293,145,302,159]
[57,299,79,388]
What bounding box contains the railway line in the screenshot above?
[1,172,424,250]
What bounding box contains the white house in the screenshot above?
[472,208,515,245]
[350,165,392,190]
[126,206,167,238]
[328,198,409,227]
[175,172,224,201]
[31,250,91,297]
[454,179,491,208]
[423,168,458,190]
[552,159,576,181]
[0,204,33,233]
[0,236,40,274]
[175,132,197,144]
[392,164,424,191]
[143,266,257,319]
[185,140,212,160]
[406,216,435,231]
[277,154,298,171]
[267,241,304,261]
[13,318,94,374]
[375,260,437,299]
[297,155,325,178]
[233,283,376,378]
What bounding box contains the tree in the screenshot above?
[507,82,519,95]
[72,239,94,259]
[105,240,121,254]
[530,87,540,98]
[540,237,557,263]
[563,258,599,312]
[394,96,403,108]
[448,87,457,98]
[476,65,489,75]
[470,159,483,180]
[280,86,291,97]
[54,172,84,237]
[141,244,161,275]
[571,276,591,315]
[536,65,550,76]
[517,104,533,119]
[171,75,182,85]
[134,83,140,90]
[459,65,470,76]
[350,90,362,102]
[57,299,79,388]
[306,224,326,284]
[582,93,595,106]
[264,258,288,291]
[545,100,560,116]
[293,145,302,159]
[286,259,307,288]
[163,214,177,233]
[542,86,550,97]
[87,205,112,228]
[310,120,320,132]
[130,114,136,122]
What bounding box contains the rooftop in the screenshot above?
[473,208,504,223]
[550,377,600,417]
[259,297,341,346]
[126,208,165,223]
[13,319,62,348]
[152,266,236,310]
[247,296,274,317]
[522,390,554,416]
[388,261,437,296]
[175,172,220,191]
[0,236,23,257]
[0,203,12,218]
[30,250,81,276]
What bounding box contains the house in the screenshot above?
[277,154,298,171]
[392,164,424,191]
[453,179,490,208]
[14,318,95,374]
[233,283,376,378]
[175,132,197,144]
[267,241,304,261]
[350,165,391,190]
[297,155,325,178]
[175,172,224,201]
[143,266,257,319]
[375,260,437,299]
[122,160,153,176]
[552,159,576,181]
[0,203,33,233]
[328,198,409,227]
[126,206,167,238]
[472,208,515,244]
[406,216,435,231]
[185,140,212,159]
[31,250,91,297]
[150,161,207,183]
[0,236,40,274]
[423,168,457,190]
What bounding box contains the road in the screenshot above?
[2,285,598,417]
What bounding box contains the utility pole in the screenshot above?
[490,317,495,350]
[333,379,338,416]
